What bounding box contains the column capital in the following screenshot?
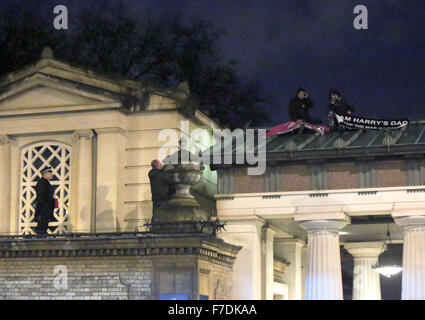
[73,129,94,140]
[394,215,425,230]
[344,241,385,258]
[0,135,12,145]
[298,219,348,233]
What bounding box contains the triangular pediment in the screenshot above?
[0,58,141,116]
[0,84,104,110]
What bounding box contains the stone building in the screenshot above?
[211,125,425,300]
[1,49,424,300]
[0,49,240,300]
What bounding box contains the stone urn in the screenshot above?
[163,149,204,207]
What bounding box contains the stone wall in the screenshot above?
[376,160,408,187]
[0,234,239,300]
[0,256,151,300]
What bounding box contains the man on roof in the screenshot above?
[288,87,321,125]
[328,89,355,130]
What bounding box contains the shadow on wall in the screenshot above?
[96,186,113,232]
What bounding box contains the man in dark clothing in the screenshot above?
[34,167,56,236]
[328,89,355,130]
[148,159,175,209]
[288,87,321,124]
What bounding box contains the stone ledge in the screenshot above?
[0,233,240,268]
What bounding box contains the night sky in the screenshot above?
[139,0,425,126]
[4,0,425,126]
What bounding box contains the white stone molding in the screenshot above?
[344,241,385,300]
[394,215,425,300]
[94,127,127,137]
[298,219,347,300]
[73,129,94,140]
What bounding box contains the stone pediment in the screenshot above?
[0,83,113,111]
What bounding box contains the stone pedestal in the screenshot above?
[298,219,348,300]
[151,206,214,234]
[394,215,425,300]
[344,242,384,300]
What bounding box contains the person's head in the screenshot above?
[329,89,341,101]
[296,87,307,99]
[41,167,53,180]
[151,159,163,169]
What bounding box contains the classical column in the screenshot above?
[0,135,12,235]
[217,217,264,299]
[95,128,127,233]
[394,215,425,300]
[344,242,384,300]
[73,130,94,233]
[298,217,349,300]
[261,227,275,300]
[274,239,305,300]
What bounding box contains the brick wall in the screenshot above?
[376,160,408,187]
[280,165,310,191]
[328,162,358,190]
[233,168,264,193]
[0,256,152,300]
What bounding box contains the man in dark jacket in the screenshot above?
[289,87,321,124]
[34,167,56,236]
[148,159,175,209]
[328,89,355,130]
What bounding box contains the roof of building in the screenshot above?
[207,120,425,168]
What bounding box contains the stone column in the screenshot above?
[73,130,94,233]
[274,239,305,300]
[95,128,127,233]
[217,217,264,299]
[261,227,275,300]
[344,242,384,300]
[298,218,348,300]
[0,135,12,235]
[394,215,425,300]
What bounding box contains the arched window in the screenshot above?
[19,142,71,234]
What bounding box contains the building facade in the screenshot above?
[212,126,425,300]
[0,50,240,300]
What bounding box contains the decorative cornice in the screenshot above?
[94,127,127,136]
[0,234,239,268]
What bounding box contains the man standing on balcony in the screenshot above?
[34,167,55,236]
